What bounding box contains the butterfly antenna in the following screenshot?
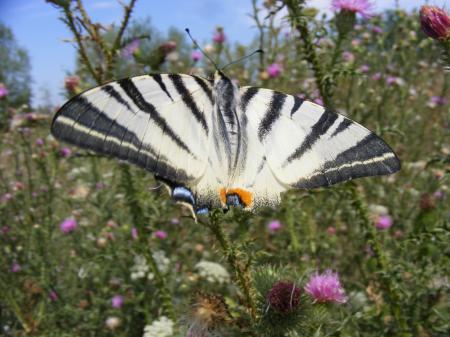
[221,49,264,71]
[185,28,218,70]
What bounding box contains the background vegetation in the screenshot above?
[0,0,448,336]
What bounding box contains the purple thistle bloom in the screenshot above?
[121,38,140,59]
[60,217,77,233]
[170,217,180,225]
[342,51,355,62]
[331,0,374,19]
[11,262,21,273]
[0,83,9,98]
[375,215,392,230]
[371,72,382,81]
[35,138,45,146]
[267,220,282,233]
[154,230,168,239]
[372,25,383,34]
[305,270,347,303]
[213,27,226,44]
[267,281,301,313]
[111,295,124,309]
[131,227,138,240]
[49,290,58,302]
[358,64,370,73]
[191,50,203,62]
[267,63,282,78]
[60,147,72,158]
[430,96,448,106]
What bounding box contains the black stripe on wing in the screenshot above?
[192,75,214,104]
[118,78,196,158]
[285,109,339,165]
[290,95,304,117]
[294,133,401,189]
[51,95,193,182]
[240,87,259,111]
[152,74,174,101]
[258,91,287,141]
[167,74,209,133]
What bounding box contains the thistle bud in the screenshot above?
[420,6,450,40]
[267,281,301,314]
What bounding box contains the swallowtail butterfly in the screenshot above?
[51,70,400,216]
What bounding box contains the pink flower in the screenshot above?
[305,270,347,303]
[430,96,448,106]
[375,215,392,230]
[159,40,177,55]
[154,230,168,239]
[121,38,140,59]
[420,5,450,40]
[342,51,355,62]
[35,138,44,146]
[1,193,13,203]
[267,220,282,233]
[64,76,80,93]
[111,295,124,309]
[60,147,72,157]
[313,97,324,105]
[170,217,180,225]
[60,217,77,233]
[49,290,58,302]
[191,50,202,62]
[131,227,138,240]
[371,72,382,81]
[326,226,337,235]
[386,76,404,86]
[11,262,21,273]
[0,83,9,98]
[358,64,370,73]
[267,63,282,78]
[213,27,226,44]
[267,281,301,313]
[331,0,374,19]
[372,26,383,34]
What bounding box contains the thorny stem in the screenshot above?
[205,212,258,321]
[284,0,332,107]
[348,183,411,336]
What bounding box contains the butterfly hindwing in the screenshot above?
[51,74,215,185]
[239,86,400,190]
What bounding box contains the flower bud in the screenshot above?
[420,5,450,40]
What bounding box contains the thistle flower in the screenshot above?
[375,215,392,230]
[35,138,45,146]
[191,50,202,62]
[342,51,355,62]
[332,0,374,19]
[64,76,80,93]
[305,270,347,303]
[267,63,282,78]
[186,293,230,337]
[154,230,168,240]
[131,227,138,240]
[11,262,21,273]
[212,27,226,44]
[267,220,282,233]
[111,295,124,309]
[0,83,9,98]
[60,217,77,233]
[121,38,140,59]
[60,147,72,157]
[143,316,174,337]
[49,290,58,302]
[267,281,301,313]
[420,6,450,40]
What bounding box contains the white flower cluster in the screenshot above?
[143,316,174,337]
[195,260,230,284]
[130,251,170,280]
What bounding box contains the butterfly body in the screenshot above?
[51,71,400,216]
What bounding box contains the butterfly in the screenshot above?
[51,70,400,216]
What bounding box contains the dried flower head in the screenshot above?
[186,293,230,337]
[305,270,347,303]
[64,76,80,93]
[267,280,301,313]
[143,316,174,337]
[420,5,450,40]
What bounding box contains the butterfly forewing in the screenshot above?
[51,74,214,184]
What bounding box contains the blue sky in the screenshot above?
[0,0,448,107]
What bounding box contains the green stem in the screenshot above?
[348,183,411,336]
[206,212,258,321]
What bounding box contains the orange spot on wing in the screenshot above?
[219,188,227,204]
[228,188,253,207]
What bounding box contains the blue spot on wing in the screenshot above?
[226,194,241,207]
[196,207,209,215]
[172,187,195,205]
